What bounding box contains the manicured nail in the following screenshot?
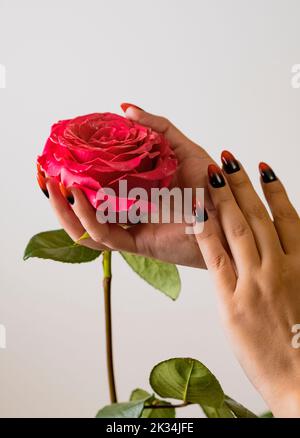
[37,173,49,198]
[37,162,45,177]
[193,201,208,222]
[259,162,277,183]
[208,164,226,188]
[59,183,74,205]
[120,102,143,113]
[221,150,240,174]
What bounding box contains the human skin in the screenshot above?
[46,104,224,268]
[194,159,300,417]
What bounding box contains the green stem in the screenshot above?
[102,250,117,403]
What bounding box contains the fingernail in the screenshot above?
[37,173,49,198]
[59,183,75,204]
[221,150,240,174]
[192,201,208,222]
[259,162,277,183]
[37,162,45,177]
[208,164,226,188]
[120,102,143,113]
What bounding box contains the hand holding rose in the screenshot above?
[38,105,221,267]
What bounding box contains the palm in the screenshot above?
[129,146,216,267]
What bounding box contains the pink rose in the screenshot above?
[37,113,177,214]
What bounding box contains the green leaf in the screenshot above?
[201,403,235,418]
[130,388,150,401]
[201,395,257,418]
[120,252,181,300]
[150,358,224,408]
[130,388,175,418]
[96,395,151,418]
[224,396,257,418]
[260,411,273,418]
[24,229,101,263]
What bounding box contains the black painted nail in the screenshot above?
[193,202,208,222]
[221,150,240,174]
[208,164,226,188]
[59,183,74,204]
[37,173,49,198]
[259,162,277,183]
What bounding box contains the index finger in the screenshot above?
[120,103,206,160]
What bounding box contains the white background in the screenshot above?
[0,0,299,418]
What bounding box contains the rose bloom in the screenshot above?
[37,113,177,217]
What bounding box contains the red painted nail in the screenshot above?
[208,163,222,175]
[37,162,45,177]
[259,162,277,183]
[120,102,143,113]
[59,183,74,205]
[37,173,49,198]
[208,164,226,188]
[221,150,240,174]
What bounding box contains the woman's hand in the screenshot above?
[194,155,300,417]
[46,104,221,268]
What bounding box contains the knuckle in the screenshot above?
[230,176,249,189]
[244,203,268,221]
[265,183,283,197]
[198,230,215,243]
[159,116,170,125]
[231,221,250,239]
[207,252,227,270]
[273,207,299,223]
[159,116,172,132]
[215,196,232,209]
[226,305,245,326]
[228,294,258,325]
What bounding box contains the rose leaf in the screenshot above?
[23,229,101,263]
[120,252,181,300]
[96,395,151,418]
[149,358,224,408]
[130,388,175,418]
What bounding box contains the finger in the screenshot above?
[259,162,300,254]
[221,151,283,261]
[207,164,260,273]
[120,102,206,160]
[70,187,137,252]
[46,179,105,250]
[193,206,236,295]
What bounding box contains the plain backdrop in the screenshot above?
[0,0,299,418]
